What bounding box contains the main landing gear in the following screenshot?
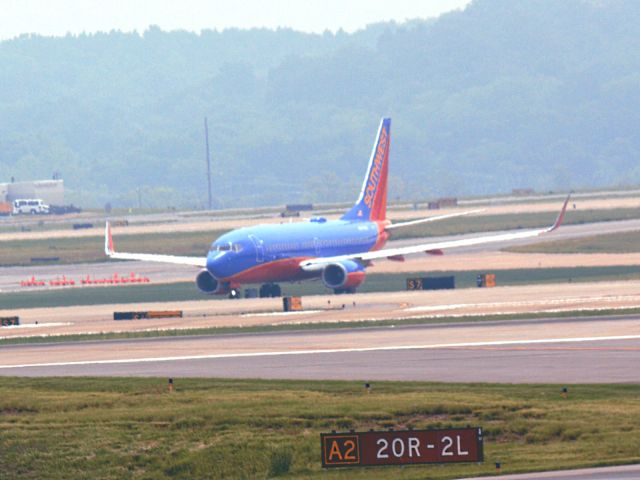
[333,287,356,295]
[259,283,282,298]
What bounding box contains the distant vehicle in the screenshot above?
[13,199,50,215]
[0,202,11,216]
[106,118,570,298]
[49,204,82,215]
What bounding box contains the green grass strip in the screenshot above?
[0,377,639,479]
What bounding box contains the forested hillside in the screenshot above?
[1,0,639,208]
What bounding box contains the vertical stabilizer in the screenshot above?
[341,118,391,222]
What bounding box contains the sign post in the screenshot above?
[321,427,483,468]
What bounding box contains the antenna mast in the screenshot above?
[204,117,212,210]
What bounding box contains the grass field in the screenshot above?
[2,265,640,310]
[508,230,640,254]
[3,207,640,266]
[0,230,221,266]
[388,207,640,240]
[1,378,639,479]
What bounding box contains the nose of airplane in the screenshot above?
[206,252,226,276]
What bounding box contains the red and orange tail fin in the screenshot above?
[104,221,115,255]
[341,118,391,222]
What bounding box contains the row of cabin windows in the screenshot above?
[210,236,372,255]
[266,237,368,253]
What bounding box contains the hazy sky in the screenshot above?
[1,0,472,40]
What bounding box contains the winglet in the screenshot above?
[104,221,115,256]
[548,193,571,232]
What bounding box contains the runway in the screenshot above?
[463,464,640,479]
[2,218,640,293]
[2,315,639,382]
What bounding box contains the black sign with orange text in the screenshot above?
[321,427,483,468]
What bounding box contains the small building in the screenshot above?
[4,179,65,205]
[427,197,458,210]
[512,188,535,196]
[437,197,458,207]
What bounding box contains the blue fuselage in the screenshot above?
[206,218,382,283]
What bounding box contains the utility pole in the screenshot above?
[204,117,213,210]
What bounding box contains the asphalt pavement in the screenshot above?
[2,315,639,382]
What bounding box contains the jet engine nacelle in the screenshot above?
[321,260,366,290]
[195,269,229,295]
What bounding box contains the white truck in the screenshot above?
[12,198,50,215]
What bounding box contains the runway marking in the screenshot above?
[455,346,640,352]
[403,295,640,313]
[2,334,640,370]
[241,310,321,317]
[0,322,72,337]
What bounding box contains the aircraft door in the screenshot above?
[248,234,265,263]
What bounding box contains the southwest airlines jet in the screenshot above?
[105,118,569,297]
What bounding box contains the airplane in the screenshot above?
[105,118,570,298]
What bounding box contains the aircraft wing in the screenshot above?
[385,209,485,230]
[301,194,570,271]
[104,222,207,267]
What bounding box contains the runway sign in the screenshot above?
[114,310,182,320]
[477,273,496,287]
[146,310,183,319]
[1,316,20,327]
[321,426,483,468]
[406,278,424,290]
[283,296,302,312]
[406,276,455,290]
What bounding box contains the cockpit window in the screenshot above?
[210,243,231,252]
[210,242,242,253]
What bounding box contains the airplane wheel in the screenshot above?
[259,284,282,297]
[334,287,356,295]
